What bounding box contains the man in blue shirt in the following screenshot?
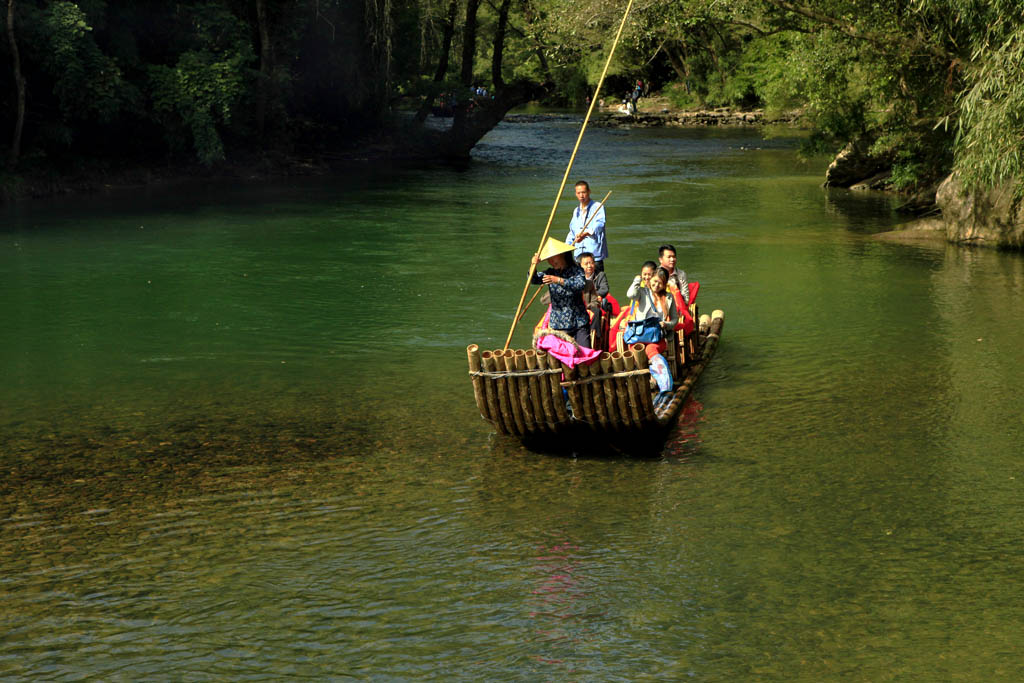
[566,180,607,272]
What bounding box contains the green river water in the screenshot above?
[2,120,1023,680]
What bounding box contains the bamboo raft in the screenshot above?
[467,310,724,451]
[465,0,721,453]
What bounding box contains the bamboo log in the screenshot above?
[525,350,555,431]
[480,351,509,434]
[655,311,725,426]
[495,350,527,434]
[621,347,645,427]
[574,361,598,430]
[488,350,518,435]
[630,344,655,422]
[466,344,489,421]
[584,360,610,430]
[513,349,538,433]
[699,313,711,335]
[542,351,571,424]
[610,352,636,429]
[599,353,621,429]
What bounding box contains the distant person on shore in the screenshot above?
[566,180,607,273]
[658,244,689,305]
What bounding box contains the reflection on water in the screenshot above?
[2,121,1023,679]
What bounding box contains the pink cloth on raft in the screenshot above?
[535,334,602,368]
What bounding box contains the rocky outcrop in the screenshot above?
[824,139,894,189]
[592,108,798,128]
[936,173,1024,249]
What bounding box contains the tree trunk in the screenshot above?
[6,0,25,169]
[459,0,480,87]
[665,45,688,82]
[404,0,550,159]
[491,0,511,90]
[451,0,480,141]
[255,0,273,138]
[414,0,458,125]
[364,0,393,116]
[534,47,551,81]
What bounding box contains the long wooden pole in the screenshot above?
[502,0,636,351]
[513,190,612,327]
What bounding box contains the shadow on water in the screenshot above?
[480,396,714,462]
[823,186,900,233]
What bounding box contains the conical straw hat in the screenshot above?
[537,237,575,261]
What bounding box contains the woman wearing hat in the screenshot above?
[531,237,591,348]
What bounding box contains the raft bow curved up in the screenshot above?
[466,310,724,450]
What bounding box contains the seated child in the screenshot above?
[578,252,609,344]
[608,260,658,351]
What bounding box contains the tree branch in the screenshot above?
[763,0,951,60]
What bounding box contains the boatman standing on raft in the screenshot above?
[566,180,607,273]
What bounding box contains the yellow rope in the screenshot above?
[502,0,637,351]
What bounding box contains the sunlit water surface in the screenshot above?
[2,119,1022,679]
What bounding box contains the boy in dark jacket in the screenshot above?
[578,252,610,346]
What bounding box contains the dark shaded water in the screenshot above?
[2,119,1022,679]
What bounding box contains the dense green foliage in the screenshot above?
[1,0,385,168]
[1,0,1021,193]
[535,0,1023,192]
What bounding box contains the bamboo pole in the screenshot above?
[490,350,520,435]
[525,349,555,432]
[630,344,655,423]
[610,351,635,429]
[466,344,489,421]
[515,285,546,327]
[575,361,598,430]
[585,360,610,430]
[655,311,725,426]
[480,351,509,434]
[502,0,638,351]
[599,353,621,429]
[620,348,645,426]
[542,350,571,425]
[513,349,538,433]
[495,350,527,434]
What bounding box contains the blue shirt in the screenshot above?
[566,200,607,262]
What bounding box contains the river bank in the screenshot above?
[0,151,337,204]
[1,98,801,205]
[505,95,801,128]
